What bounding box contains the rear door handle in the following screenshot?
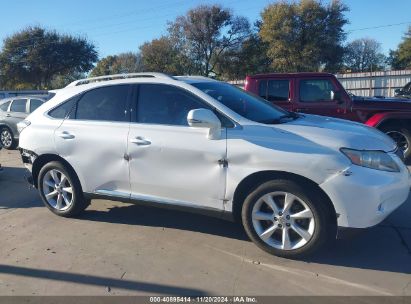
[6,114,11,117]
[130,136,151,146]
[57,131,75,140]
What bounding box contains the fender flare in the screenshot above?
[365,112,411,128]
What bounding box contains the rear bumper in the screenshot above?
[320,153,410,228]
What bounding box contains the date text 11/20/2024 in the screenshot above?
[149,297,257,303]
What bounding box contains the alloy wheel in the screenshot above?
[386,131,409,154]
[42,169,74,211]
[251,191,315,250]
[1,129,12,148]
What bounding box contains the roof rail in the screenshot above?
[66,72,174,87]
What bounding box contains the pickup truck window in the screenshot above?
[259,80,290,102]
[192,82,290,124]
[300,79,334,102]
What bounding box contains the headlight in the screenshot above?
[341,148,400,172]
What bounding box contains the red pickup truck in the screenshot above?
[244,72,411,161]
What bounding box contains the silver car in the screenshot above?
[0,96,46,149]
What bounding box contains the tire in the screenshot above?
[241,179,335,259]
[0,127,16,149]
[380,123,411,162]
[38,161,89,217]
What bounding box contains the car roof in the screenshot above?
[0,96,46,102]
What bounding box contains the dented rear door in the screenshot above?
[54,85,132,197]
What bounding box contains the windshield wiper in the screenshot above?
[258,112,300,125]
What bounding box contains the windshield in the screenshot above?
[192,82,292,124]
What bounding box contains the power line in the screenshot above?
[347,21,411,33]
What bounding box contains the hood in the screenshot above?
[352,95,411,111]
[272,114,396,152]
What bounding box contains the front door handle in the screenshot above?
[130,136,151,146]
[57,131,75,140]
[6,114,11,117]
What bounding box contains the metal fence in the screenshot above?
[336,70,411,97]
[229,69,411,97]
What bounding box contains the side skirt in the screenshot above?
[83,191,234,222]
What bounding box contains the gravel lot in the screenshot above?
[0,149,410,296]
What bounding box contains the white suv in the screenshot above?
[18,73,410,258]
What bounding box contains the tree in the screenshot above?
[259,0,348,73]
[214,32,271,80]
[343,38,387,72]
[388,26,411,70]
[90,52,143,77]
[139,37,188,75]
[0,26,97,89]
[168,5,251,76]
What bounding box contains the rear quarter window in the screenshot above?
[0,101,10,111]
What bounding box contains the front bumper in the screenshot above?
[320,153,410,228]
[20,148,36,187]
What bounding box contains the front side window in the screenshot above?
[192,82,290,124]
[137,84,211,126]
[0,101,10,111]
[300,79,335,102]
[29,99,43,113]
[10,99,27,113]
[76,85,130,122]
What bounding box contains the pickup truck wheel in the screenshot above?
[0,127,16,149]
[242,180,335,259]
[380,124,411,161]
[38,161,89,217]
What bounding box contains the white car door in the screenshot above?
[54,85,132,197]
[127,83,227,210]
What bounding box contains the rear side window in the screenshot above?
[29,99,43,113]
[300,79,334,102]
[76,85,130,122]
[267,80,289,102]
[137,84,210,126]
[0,101,10,111]
[258,81,267,99]
[10,99,27,113]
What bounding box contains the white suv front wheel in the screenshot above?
[242,179,335,258]
[38,161,90,217]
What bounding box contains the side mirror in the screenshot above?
[187,108,222,140]
[394,88,402,96]
[331,90,344,104]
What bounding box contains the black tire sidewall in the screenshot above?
[241,180,332,258]
[380,124,411,161]
[38,161,86,217]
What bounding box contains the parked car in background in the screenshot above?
[0,90,49,100]
[395,81,411,99]
[18,73,409,258]
[244,73,411,161]
[0,96,46,149]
